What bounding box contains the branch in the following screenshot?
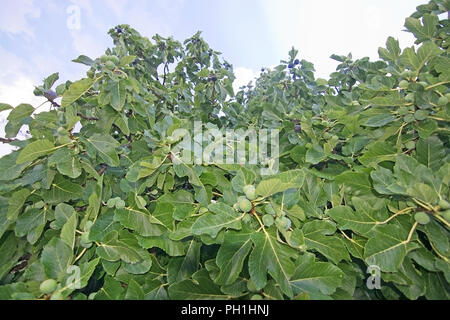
[0,137,17,143]
[77,112,99,121]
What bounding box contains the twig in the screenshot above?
[77,112,99,121]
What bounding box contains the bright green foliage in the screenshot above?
[0,1,449,300]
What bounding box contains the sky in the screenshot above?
[0,0,426,156]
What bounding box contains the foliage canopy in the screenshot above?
[0,0,449,300]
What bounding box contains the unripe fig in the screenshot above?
[81,232,91,244]
[323,132,331,139]
[40,279,57,294]
[264,204,276,216]
[439,199,450,210]
[442,210,450,222]
[100,55,109,62]
[251,294,264,300]
[57,127,66,135]
[87,70,95,78]
[243,185,256,200]
[105,61,115,70]
[262,214,274,227]
[277,216,292,230]
[438,96,448,106]
[399,80,409,89]
[50,292,64,300]
[414,212,430,225]
[405,141,415,150]
[445,93,450,100]
[238,197,252,213]
[109,55,120,64]
[116,199,125,209]
[418,81,428,88]
[405,93,415,102]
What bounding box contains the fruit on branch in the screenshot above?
[243,185,256,200]
[438,96,448,106]
[40,279,57,294]
[414,212,430,225]
[238,197,252,213]
[44,90,57,101]
[439,199,450,210]
[399,80,409,89]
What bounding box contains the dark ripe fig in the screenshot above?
[294,124,302,133]
[288,63,294,69]
[294,59,300,65]
[44,90,57,101]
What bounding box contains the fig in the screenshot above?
[288,63,294,69]
[238,197,252,213]
[109,55,120,64]
[105,61,116,70]
[405,93,415,102]
[243,185,256,200]
[438,96,448,106]
[264,204,276,216]
[262,214,274,227]
[399,80,409,89]
[439,199,450,210]
[277,216,292,230]
[40,279,57,294]
[414,212,430,225]
[44,90,57,101]
[442,210,450,222]
[294,59,300,65]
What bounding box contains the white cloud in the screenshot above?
[233,67,259,92]
[0,0,41,37]
[261,0,424,78]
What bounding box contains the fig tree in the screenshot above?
[40,279,57,294]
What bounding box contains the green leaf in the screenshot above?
[302,220,350,264]
[168,269,227,300]
[61,212,77,250]
[215,228,253,285]
[364,224,419,272]
[249,228,297,298]
[109,81,126,111]
[290,253,344,296]
[416,136,445,171]
[7,104,34,122]
[16,140,55,164]
[7,189,30,220]
[359,142,397,167]
[125,279,145,300]
[256,169,305,198]
[0,103,13,112]
[167,239,202,283]
[41,238,73,280]
[61,78,96,108]
[84,134,120,167]
[192,202,245,238]
[96,231,142,264]
[72,55,94,66]
[401,41,442,74]
[306,145,326,164]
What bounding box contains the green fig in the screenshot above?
[238,197,252,213]
[414,212,430,225]
[438,96,448,106]
[399,80,409,89]
[40,279,57,294]
[243,185,256,200]
[439,199,450,210]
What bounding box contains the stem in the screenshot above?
[73,248,87,264]
[404,222,418,244]
[434,214,450,228]
[378,207,414,225]
[425,81,450,91]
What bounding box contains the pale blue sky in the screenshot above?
[0,0,426,155]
